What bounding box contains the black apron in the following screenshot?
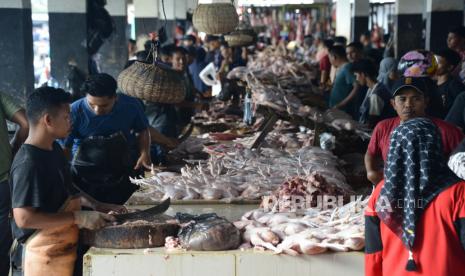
[71,132,138,205]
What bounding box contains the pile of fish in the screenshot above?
[165,213,241,251]
[234,195,368,255]
[248,46,318,80]
[169,136,211,156]
[129,146,350,201]
[227,47,365,134]
[227,48,322,120]
[246,75,323,120]
[233,131,315,153]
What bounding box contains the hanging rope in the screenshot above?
[161,0,168,30]
[146,0,169,64]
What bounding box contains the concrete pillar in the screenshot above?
[0,0,34,102]
[186,0,197,13]
[351,0,369,43]
[175,0,187,20]
[134,0,159,39]
[335,0,351,42]
[426,0,463,52]
[394,0,424,58]
[186,0,196,32]
[99,0,129,78]
[48,0,88,87]
[175,0,188,41]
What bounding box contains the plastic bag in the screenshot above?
[319,132,336,151]
[243,91,253,125]
[175,213,241,251]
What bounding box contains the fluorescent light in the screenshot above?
[238,0,315,6]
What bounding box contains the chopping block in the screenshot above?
[80,214,179,249]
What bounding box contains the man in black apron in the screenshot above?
[63,73,152,205]
[10,87,124,276]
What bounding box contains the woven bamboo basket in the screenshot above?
[117,61,186,104]
[193,3,239,34]
[252,25,267,33]
[224,29,257,47]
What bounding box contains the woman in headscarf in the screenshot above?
[377,57,398,92]
[365,117,465,276]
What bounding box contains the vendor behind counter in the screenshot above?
[145,46,204,165]
[63,73,151,205]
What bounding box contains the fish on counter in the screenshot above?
[229,46,368,137]
[168,136,211,156]
[165,213,241,251]
[129,146,349,202]
[233,130,315,154]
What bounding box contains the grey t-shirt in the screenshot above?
[9,142,78,242]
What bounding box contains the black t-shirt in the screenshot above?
[423,78,453,119]
[9,142,78,242]
[446,91,465,132]
[437,77,465,116]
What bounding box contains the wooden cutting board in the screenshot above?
[80,214,179,249]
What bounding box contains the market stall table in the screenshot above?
[128,200,260,222]
[83,247,364,276]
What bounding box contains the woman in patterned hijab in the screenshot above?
[375,117,459,271]
[377,57,398,91]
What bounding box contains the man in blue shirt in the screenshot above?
[329,45,360,119]
[205,35,223,70]
[187,46,209,95]
[63,73,151,204]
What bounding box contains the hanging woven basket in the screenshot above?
[224,29,257,47]
[252,25,267,33]
[117,61,186,104]
[224,20,257,47]
[193,3,239,34]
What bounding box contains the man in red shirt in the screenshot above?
[319,39,334,89]
[365,77,464,184]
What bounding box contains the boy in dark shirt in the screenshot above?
[436,49,465,116]
[352,59,395,128]
[9,87,124,275]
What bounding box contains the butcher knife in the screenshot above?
[177,121,194,144]
[113,198,171,223]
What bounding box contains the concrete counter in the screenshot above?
[83,247,364,276]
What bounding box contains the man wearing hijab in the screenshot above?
[365,77,463,184]
[377,57,398,92]
[365,118,465,276]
